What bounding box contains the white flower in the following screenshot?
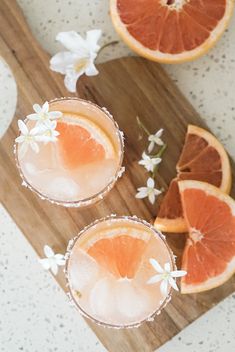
[37,120,60,143]
[136,177,162,204]
[27,101,62,125]
[50,30,102,93]
[138,152,162,172]
[147,258,187,296]
[148,128,164,153]
[15,120,42,157]
[39,245,65,275]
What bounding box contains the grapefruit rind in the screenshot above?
[179,180,235,294]
[110,0,235,64]
[154,217,187,233]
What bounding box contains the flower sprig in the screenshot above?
[135,116,167,204]
[50,30,119,93]
[39,245,65,275]
[15,101,62,157]
[147,258,187,296]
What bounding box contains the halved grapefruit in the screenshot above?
[56,115,115,169]
[179,180,235,293]
[155,125,231,233]
[110,0,234,63]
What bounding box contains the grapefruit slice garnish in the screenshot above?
[87,231,150,279]
[110,0,234,63]
[155,125,231,233]
[56,114,116,169]
[178,180,235,293]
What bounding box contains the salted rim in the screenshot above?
[64,215,176,329]
[14,97,125,208]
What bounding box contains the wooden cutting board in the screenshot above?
[0,1,234,351]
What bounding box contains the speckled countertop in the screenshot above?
[0,1,235,351]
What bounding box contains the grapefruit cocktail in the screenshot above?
[15,98,124,207]
[66,216,175,328]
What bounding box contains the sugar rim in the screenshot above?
[14,97,125,208]
[64,215,176,329]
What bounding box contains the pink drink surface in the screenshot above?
[67,218,174,327]
[17,99,122,204]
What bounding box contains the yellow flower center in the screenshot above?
[74,58,88,72]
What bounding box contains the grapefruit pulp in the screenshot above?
[110,0,234,63]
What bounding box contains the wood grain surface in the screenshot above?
[0,1,234,351]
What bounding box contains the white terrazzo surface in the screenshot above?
[0,0,234,351]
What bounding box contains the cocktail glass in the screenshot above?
[15,98,124,207]
[65,216,175,328]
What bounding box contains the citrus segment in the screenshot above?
[56,114,115,169]
[110,0,234,63]
[87,235,148,279]
[155,125,231,233]
[179,180,235,293]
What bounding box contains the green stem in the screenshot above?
[152,143,167,176]
[136,116,151,136]
[98,41,119,55]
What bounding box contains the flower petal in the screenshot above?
[56,31,87,54]
[50,262,58,275]
[44,245,54,258]
[64,70,82,93]
[27,113,40,121]
[39,258,51,270]
[147,274,163,285]
[33,104,42,114]
[149,258,164,273]
[156,138,164,146]
[15,135,25,143]
[154,189,162,196]
[148,141,154,153]
[171,270,187,278]
[160,279,168,296]
[169,277,179,291]
[153,157,162,165]
[18,120,28,135]
[42,101,49,113]
[85,62,99,76]
[86,29,102,52]
[49,111,63,119]
[156,128,164,138]
[135,189,148,199]
[19,142,28,157]
[30,126,41,136]
[148,191,155,204]
[50,51,78,74]
[30,141,39,153]
[164,262,171,272]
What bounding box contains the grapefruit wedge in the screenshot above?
[110,0,234,63]
[179,180,235,294]
[56,115,115,169]
[155,125,231,233]
[88,234,148,279]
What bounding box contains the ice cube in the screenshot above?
[69,249,98,291]
[115,279,152,319]
[89,277,116,320]
[47,176,79,200]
